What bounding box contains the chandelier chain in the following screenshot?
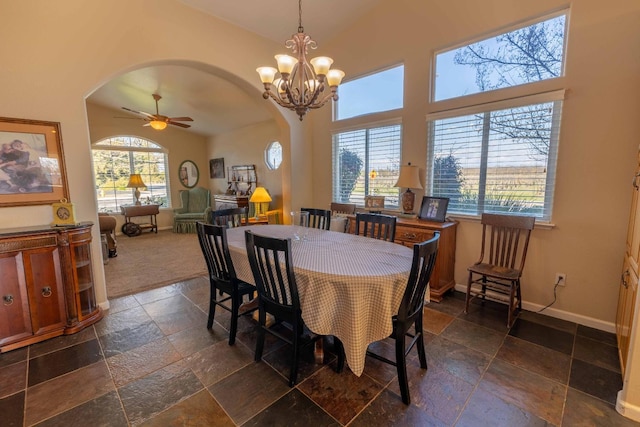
[256,0,345,120]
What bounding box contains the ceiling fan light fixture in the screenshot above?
[149,120,168,130]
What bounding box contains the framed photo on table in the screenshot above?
[0,117,69,207]
[364,195,385,210]
[418,196,449,222]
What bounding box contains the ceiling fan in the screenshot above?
[121,94,193,130]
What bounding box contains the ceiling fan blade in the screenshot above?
[121,107,156,119]
[114,116,147,120]
[168,121,191,128]
[168,117,193,122]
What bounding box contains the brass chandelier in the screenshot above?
[256,0,345,121]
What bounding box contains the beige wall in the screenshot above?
[310,0,640,329]
[87,102,209,231]
[0,0,304,307]
[208,120,284,211]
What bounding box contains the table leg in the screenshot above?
[314,339,324,364]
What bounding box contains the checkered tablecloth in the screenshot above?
[225,225,413,376]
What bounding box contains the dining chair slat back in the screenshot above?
[355,212,397,242]
[196,222,256,345]
[209,207,249,228]
[301,207,331,230]
[366,232,440,405]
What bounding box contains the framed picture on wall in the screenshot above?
[210,157,225,179]
[0,117,69,207]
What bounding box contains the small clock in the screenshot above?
[52,199,77,226]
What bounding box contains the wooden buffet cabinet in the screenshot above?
[0,223,102,352]
[349,215,458,302]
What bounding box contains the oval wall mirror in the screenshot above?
[179,160,199,188]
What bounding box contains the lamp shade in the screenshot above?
[126,174,146,189]
[249,187,272,203]
[394,164,423,189]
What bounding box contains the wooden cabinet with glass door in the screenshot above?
[0,223,102,352]
[63,225,102,333]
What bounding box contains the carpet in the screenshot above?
[104,229,207,298]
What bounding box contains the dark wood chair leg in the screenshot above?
[464,271,473,314]
[507,282,516,328]
[254,309,266,362]
[207,286,217,329]
[229,293,240,345]
[395,331,410,405]
[290,321,301,387]
[415,320,427,369]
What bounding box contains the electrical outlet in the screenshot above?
[555,273,566,286]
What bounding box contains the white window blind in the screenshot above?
[428,99,562,221]
[332,124,402,206]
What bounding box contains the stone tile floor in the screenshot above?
[1,277,637,426]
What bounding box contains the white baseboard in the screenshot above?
[98,300,110,312]
[617,390,640,422]
[453,284,615,333]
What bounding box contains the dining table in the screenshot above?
[224,224,415,376]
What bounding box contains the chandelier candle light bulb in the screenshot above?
[256,0,345,120]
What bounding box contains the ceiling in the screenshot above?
[87,0,381,138]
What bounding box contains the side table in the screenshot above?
[120,204,160,236]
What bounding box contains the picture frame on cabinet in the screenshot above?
[418,196,449,222]
[0,117,69,207]
[364,195,385,209]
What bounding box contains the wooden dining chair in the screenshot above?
[355,212,397,242]
[209,207,249,228]
[330,202,356,215]
[196,222,256,345]
[366,233,439,405]
[244,230,344,386]
[465,213,535,327]
[301,207,331,230]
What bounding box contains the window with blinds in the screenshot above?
[428,96,562,221]
[332,124,402,207]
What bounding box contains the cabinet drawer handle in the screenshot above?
[3,295,13,305]
[622,270,630,288]
[633,173,640,190]
[42,286,52,297]
[403,232,417,239]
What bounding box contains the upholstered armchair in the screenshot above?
[98,213,117,257]
[173,187,212,233]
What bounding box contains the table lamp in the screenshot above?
[249,187,272,218]
[394,163,423,214]
[126,174,146,205]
